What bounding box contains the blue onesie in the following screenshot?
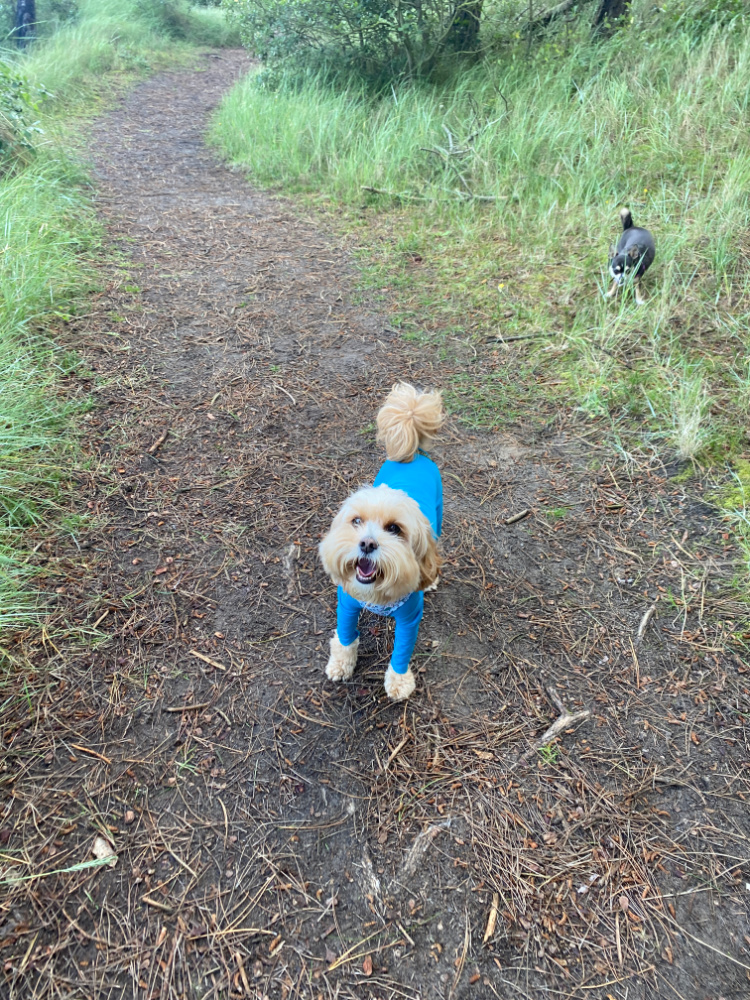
[336,453,442,675]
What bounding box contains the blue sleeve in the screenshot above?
[390,591,424,674]
[336,587,362,647]
[435,473,443,538]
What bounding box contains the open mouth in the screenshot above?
[355,557,378,585]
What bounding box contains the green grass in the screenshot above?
[212,14,750,475]
[0,0,237,630]
[15,1,239,102]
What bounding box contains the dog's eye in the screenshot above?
[385,523,402,536]
[351,517,362,526]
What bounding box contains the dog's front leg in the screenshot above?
[634,279,646,306]
[325,632,359,681]
[605,279,619,299]
[384,595,423,701]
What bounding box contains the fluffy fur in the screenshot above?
[377,382,445,463]
[384,664,416,700]
[319,383,444,701]
[325,633,358,682]
[319,484,439,606]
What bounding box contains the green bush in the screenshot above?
[0,59,43,167]
[223,0,484,81]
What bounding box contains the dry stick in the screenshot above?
[189,649,227,672]
[450,908,471,999]
[272,382,296,406]
[383,735,410,771]
[163,702,211,714]
[141,895,174,913]
[485,331,557,344]
[70,744,112,765]
[523,686,591,760]
[399,819,453,879]
[361,185,501,203]
[636,602,657,642]
[235,953,251,995]
[147,426,170,455]
[505,509,531,525]
[361,186,429,201]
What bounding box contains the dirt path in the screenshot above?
[2,51,749,1000]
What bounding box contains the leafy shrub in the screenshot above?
[223,0,485,81]
[0,60,43,168]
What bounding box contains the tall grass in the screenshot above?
[0,158,97,627]
[16,0,239,101]
[213,19,750,470]
[0,0,237,631]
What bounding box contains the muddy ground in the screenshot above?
[2,50,750,1000]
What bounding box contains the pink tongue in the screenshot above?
[358,558,375,576]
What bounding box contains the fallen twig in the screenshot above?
[273,382,296,406]
[636,602,657,642]
[504,509,530,525]
[523,687,591,760]
[163,701,211,714]
[147,426,170,455]
[70,744,112,765]
[141,895,174,913]
[485,331,557,344]
[399,818,453,879]
[189,649,227,671]
[362,186,429,201]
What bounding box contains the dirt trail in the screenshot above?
[2,51,749,1000]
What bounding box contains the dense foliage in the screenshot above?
[0,60,42,166]
[224,0,487,79]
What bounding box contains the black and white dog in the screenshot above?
[606,207,655,305]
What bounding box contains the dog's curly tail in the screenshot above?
[376,382,445,463]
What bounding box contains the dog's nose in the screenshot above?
[359,538,378,555]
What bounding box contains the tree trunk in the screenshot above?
[14,0,36,48]
[446,1,484,53]
[592,0,631,34]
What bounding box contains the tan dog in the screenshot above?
[318,383,444,701]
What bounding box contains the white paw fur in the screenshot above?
[423,575,440,593]
[325,633,358,681]
[384,664,416,701]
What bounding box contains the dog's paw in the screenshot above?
[325,633,358,682]
[423,575,440,593]
[384,664,416,701]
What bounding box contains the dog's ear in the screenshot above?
[406,504,441,590]
[417,531,441,591]
[627,244,642,260]
[608,243,616,259]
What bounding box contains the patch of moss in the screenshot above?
[716,460,750,512]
